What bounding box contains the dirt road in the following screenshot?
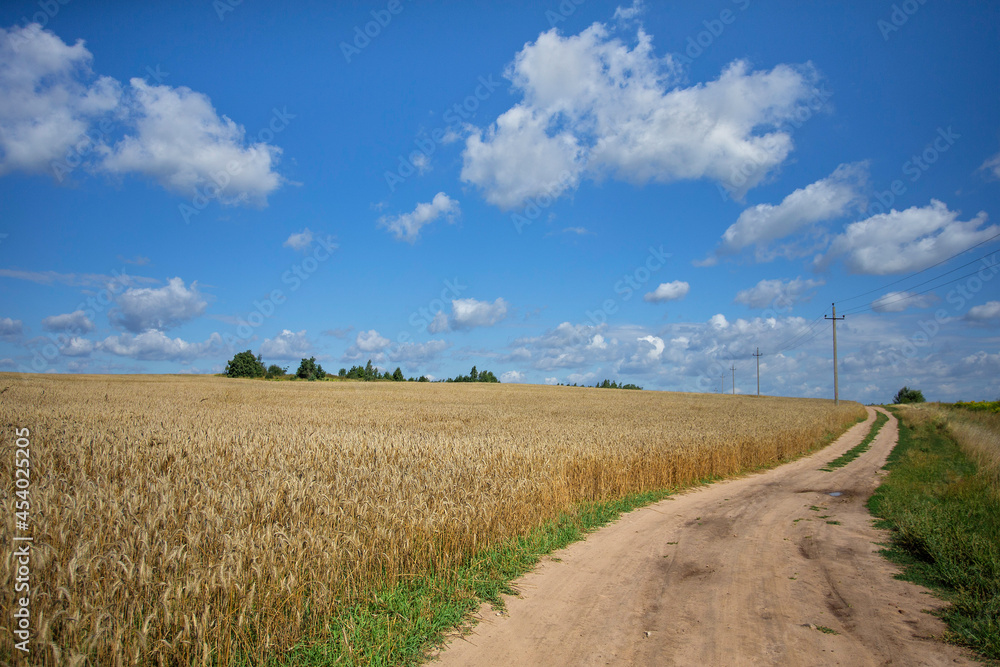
[434,407,980,666]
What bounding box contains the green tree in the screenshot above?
[392,367,404,381]
[364,359,375,381]
[225,350,266,378]
[296,357,326,381]
[893,386,926,404]
[470,365,478,382]
[338,368,347,378]
[265,364,287,379]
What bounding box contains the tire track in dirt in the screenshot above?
[433,407,981,666]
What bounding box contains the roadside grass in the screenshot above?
[867,407,1000,661]
[281,422,858,666]
[820,410,888,471]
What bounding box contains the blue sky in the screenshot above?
[1,0,999,402]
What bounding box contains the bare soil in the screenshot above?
[433,407,981,666]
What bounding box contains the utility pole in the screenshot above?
[753,348,762,396]
[730,364,736,395]
[825,303,846,406]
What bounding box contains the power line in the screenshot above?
[841,261,1000,316]
[838,230,1000,304]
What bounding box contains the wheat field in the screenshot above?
[0,373,864,665]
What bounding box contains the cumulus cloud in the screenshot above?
[717,163,867,261]
[283,228,313,251]
[817,200,996,275]
[871,291,938,313]
[0,24,285,204]
[0,317,24,339]
[427,311,450,334]
[60,336,95,357]
[100,330,222,361]
[259,329,311,359]
[0,24,120,176]
[378,192,460,243]
[461,18,823,209]
[644,280,690,303]
[451,297,509,329]
[356,329,390,352]
[500,370,527,383]
[111,277,207,333]
[42,310,95,333]
[734,277,824,309]
[965,300,1000,322]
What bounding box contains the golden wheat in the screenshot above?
[0,373,863,665]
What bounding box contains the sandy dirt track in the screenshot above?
[434,407,981,666]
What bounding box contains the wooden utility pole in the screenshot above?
[753,348,762,396]
[825,303,846,406]
[730,364,736,395]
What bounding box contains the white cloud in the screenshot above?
[544,376,559,385]
[0,317,24,338]
[102,79,283,204]
[871,291,938,313]
[60,336,94,357]
[111,277,207,333]
[613,0,644,21]
[818,200,996,275]
[0,25,285,203]
[100,330,222,361]
[500,370,527,383]
[981,151,1000,180]
[283,228,313,251]
[636,335,665,361]
[355,329,390,352]
[717,163,867,260]
[427,311,450,334]
[378,192,460,243]
[643,280,690,303]
[965,301,1000,322]
[259,329,311,359]
[42,310,95,333]
[734,277,824,309]
[0,24,121,176]
[451,297,509,329]
[461,18,823,209]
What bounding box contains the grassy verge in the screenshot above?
[867,407,1000,660]
[820,410,887,471]
[279,420,860,666]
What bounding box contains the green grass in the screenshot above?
[867,408,1000,660]
[273,422,860,666]
[815,625,839,635]
[820,411,889,471]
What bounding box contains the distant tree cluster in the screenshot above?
[337,359,428,382]
[225,350,320,381]
[594,379,643,390]
[445,365,499,383]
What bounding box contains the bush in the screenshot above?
[226,351,266,378]
[266,364,287,379]
[893,386,926,404]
